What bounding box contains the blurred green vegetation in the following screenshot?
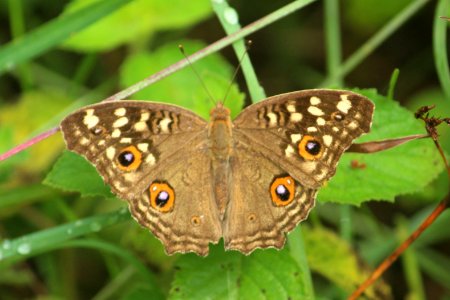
[0,0,449,299]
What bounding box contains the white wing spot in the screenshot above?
[290,133,302,143]
[137,143,149,152]
[316,117,325,126]
[267,112,278,126]
[307,127,318,132]
[159,118,172,133]
[307,106,324,116]
[134,122,147,132]
[323,135,333,146]
[114,108,126,116]
[290,112,303,122]
[113,117,129,128]
[83,109,99,129]
[285,145,295,157]
[337,95,352,114]
[348,121,358,129]
[80,137,89,145]
[112,129,121,138]
[141,112,150,121]
[120,137,132,144]
[106,147,116,160]
[287,104,296,112]
[310,96,321,105]
[146,153,156,165]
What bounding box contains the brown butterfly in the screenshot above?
[60,89,374,256]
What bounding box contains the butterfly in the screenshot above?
[60,89,374,256]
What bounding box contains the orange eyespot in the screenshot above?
[270,176,296,206]
[298,135,323,160]
[149,181,175,213]
[116,146,142,171]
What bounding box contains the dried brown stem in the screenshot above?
[347,134,429,153]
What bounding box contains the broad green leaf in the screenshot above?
[120,40,245,119]
[318,89,444,205]
[44,150,113,198]
[303,226,391,298]
[0,89,72,173]
[170,244,307,300]
[63,0,211,51]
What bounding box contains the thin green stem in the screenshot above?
[324,0,343,87]
[433,0,450,100]
[320,0,430,87]
[387,68,400,99]
[211,0,266,102]
[339,205,352,243]
[0,209,130,267]
[7,0,33,89]
[288,226,315,300]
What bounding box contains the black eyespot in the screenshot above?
[90,126,106,136]
[149,182,175,212]
[305,140,321,156]
[332,112,344,121]
[275,184,290,201]
[156,190,170,207]
[118,151,135,167]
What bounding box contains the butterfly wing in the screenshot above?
[224,142,317,253]
[224,89,374,253]
[232,89,374,187]
[60,101,222,256]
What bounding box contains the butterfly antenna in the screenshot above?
[179,45,216,105]
[222,40,252,106]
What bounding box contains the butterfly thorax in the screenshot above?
[208,102,233,218]
[208,102,233,161]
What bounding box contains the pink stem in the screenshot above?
[0,126,60,162]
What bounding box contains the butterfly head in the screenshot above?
[210,101,230,121]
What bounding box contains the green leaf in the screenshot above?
[318,89,444,205]
[169,244,307,300]
[63,0,211,51]
[44,150,113,198]
[120,40,245,119]
[0,0,132,73]
[303,226,391,298]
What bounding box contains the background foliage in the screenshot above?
[0,0,449,299]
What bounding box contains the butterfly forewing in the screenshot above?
[61,101,223,255]
[233,89,374,188]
